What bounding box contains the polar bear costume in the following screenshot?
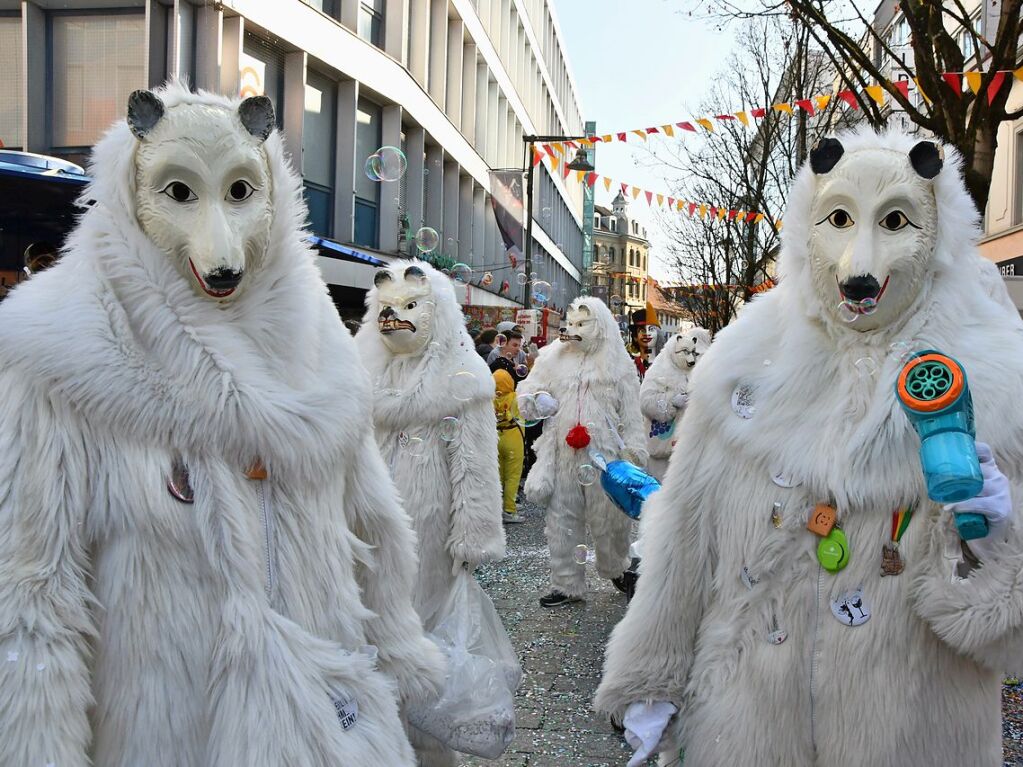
[518,297,647,603]
[639,328,711,481]
[355,259,505,766]
[596,129,1023,766]
[0,83,444,767]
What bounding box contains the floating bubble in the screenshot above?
[578,464,598,486]
[364,155,382,182]
[450,262,472,283]
[763,359,772,367]
[837,301,859,323]
[573,544,589,565]
[531,280,552,307]
[533,390,554,420]
[415,227,439,253]
[495,333,507,346]
[656,397,669,415]
[541,206,552,220]
[480,271,493,287]
[450,370,477,401]
[530,272,537,280]
[514,363,529,377]
[440,416,461,442]
[855,357,878,379]
[369,147,407,181]
[859,296,878,315]
[446,237,456,254]
[515,272,529,286]
[6,651,17,663]
[889,339,917,364]
[610,295,623,308]
[36,663,45,671]
[599,251,611,265]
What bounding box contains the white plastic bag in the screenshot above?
[406,571,521,758]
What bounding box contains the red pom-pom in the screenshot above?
[565,423,591,449]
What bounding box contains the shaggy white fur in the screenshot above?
[355,259,506,767]
[639,328,711,481]
[0,82,444,767]
[518,297,646,598]
[596,129,1023,766]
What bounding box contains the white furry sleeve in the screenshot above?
[0,372,95,767]
[446,399,506,565]
[911,492,1023,672]
[639,376,677,423]
[346,434,446,703]
[617,373,649,465]
[594,435,717,720]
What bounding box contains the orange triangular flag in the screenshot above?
[717,207,727,220]
[696,118,714,131]
[551,142,564,154]
[1014,67,1023,82]
[753,213,765,224]
[735,210,745,220]
[550,156,560,171]
[735,111,750,126]
[662,124,675,137]
[531,148,543,167]
[772,103,793,114]
[815,95,831,110]
[698,204,708,218]
[632,130,648,141]
[631,186,642,199]
[965,71,983,94]
[575,170,586,183]
[865,85,886,105]
[656,194,665,206]
[914,77,932,104]
[603,176,613,192]
[602,134,613,143]
[676,200,685,211]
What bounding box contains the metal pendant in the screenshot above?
[880,542,905,577]
[167,458,194,504]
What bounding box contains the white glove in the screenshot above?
[623,701,677,767]
[535,392,559,419]
[945,442,1013,559]
[671,392,689,410]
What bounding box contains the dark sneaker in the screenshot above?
[611,575,630,594]
[502,512,525,524]
[617,570,639,601]
[539,590,583,608]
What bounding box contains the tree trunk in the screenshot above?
[967,124,998,216]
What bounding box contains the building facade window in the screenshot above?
[358,0,384,47]
[50,11,146,164]
[241,32,286,128]
[303,69,337,237]
[303,0,340,18]
[1015,130,1023,227]
[609,246,615,264]
[0,15,22,150]
[355,98,381,249]
[610,219,616,232]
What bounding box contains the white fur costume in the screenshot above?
[639,328,711,481]
[0,83,444,767]
[596,129,1023,766]
[518,297,647,597]
[355,260,505,766]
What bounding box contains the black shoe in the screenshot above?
[611,575,629,594]
[539,590,583,608]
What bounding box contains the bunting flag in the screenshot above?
[603,176,613,192]
[989,71,1007,104]
[795,99,815,115]
[696,118,714,131]
[965,71,983,95]
[662,124,675,137]
[815,95,832,110]
[656,193,665,206]
[531,148,543,167]
[549,156,560,172]
[893,79,910,99]
[865,85,886,105]
[915,77,932,104]
[838,89,858,108]
[736,111,750,126]
[942,72,963,93]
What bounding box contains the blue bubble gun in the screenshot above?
[589,450,661,520]
[895,350,987,540]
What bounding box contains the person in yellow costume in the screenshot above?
[491,358,526,525]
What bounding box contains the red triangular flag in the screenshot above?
[590,135,602,143]
[531,149,543,167]
[795,99,815,115]
[746,212,757,223]
[617,132,628,142]
[565,141,578,150]
[543,144,557,158]
[688,203,697,216]
[562,162,571,179]
[750,107,766,118]
[942,73,962,94]
[621,183,629,195]
[585,172,597,187]
[728,209,739,220]
[644,191,653,204]
[988,71,1008,105]
[838,89,858,109]
[715,114,737,120]
[667,197,675,207]
[677,122,697,132]
[646,126,660,134]
[710,206,718,217]
[893,79,910,99]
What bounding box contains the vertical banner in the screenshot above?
[489,170,526,269]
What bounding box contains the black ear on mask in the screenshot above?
[809,138,845,174]
[373,270,393,287]
[238,96,275,143]
[909,141,943,179]
[127,90,165,140]
[404,266,425,280]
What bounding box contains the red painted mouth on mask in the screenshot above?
[189,259,236,298]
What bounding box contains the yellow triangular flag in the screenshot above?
[698,204,708,218]
[735,111,750,126]
[772,103,794,114]
[603,176,613,192]
[676,200,685,210]
[1014,67,1023,82]
[735,210,745,220]
[631,186,642,199]
[717,207,727,220]
[550,156,560,171]
[914,77,932,104]
[965,71,982,94]
[696,118,714,131]
[776,219,784,230]
[865,85,886,106]
[575,170,586,182]
[753,213,765,224]
[602,134,614,142]
[551,142,564,154]
[662,124,675,137]
[656,194,665,206]
[632,130,648,141]
[815,95,831,110]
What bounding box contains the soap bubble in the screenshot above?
[578,464,598,486]
[531,280,552,307]
[530,272,537,280]
[855,357,878,379]
[619,321,629,332]
[573,544,589,565]
[656,397,669,415]
[450,262,472,283]
[515,272,529,286]
[610,295,623,309]
[415,227,439,253]
[36,663,45,671]
[858,296,878,315]
[364,155,382,182]
[514,363,529,377]
[763,359,772,367]
[837,301,859,323]
[541,206,552,220]
[440,416,460,442]
[889,339,918,364]
[368,146,407,182]
[599,251,611,265]
[446,237,455,254]
[403,436,425,457]
[495,334,507,346]
[450,370,477,401]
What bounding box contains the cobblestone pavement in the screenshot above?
[461,499,1023,767]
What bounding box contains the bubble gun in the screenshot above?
[895,350,987,540]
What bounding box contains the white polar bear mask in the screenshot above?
[130,90,275,300]
[807,138,941,331]
[373,265,436,355]
[671,327,711,370]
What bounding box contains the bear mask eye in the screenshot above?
[825,209,854,228]
[879,210,913,231]
[162,182,197,203]
[405,301,417,310]
[227,180,256,201]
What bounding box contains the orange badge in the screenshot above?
[807,504,837,537]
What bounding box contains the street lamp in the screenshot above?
[521,135,594,309]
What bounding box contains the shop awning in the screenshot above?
[305,236,386,267]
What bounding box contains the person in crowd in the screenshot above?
[491,356,527,525]
[476,327,498,359]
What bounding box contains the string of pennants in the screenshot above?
[536,67,1023,153]
[531,149,781,228]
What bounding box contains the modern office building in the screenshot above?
[0,0,586,318]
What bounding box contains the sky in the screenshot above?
[550,0,736,281]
